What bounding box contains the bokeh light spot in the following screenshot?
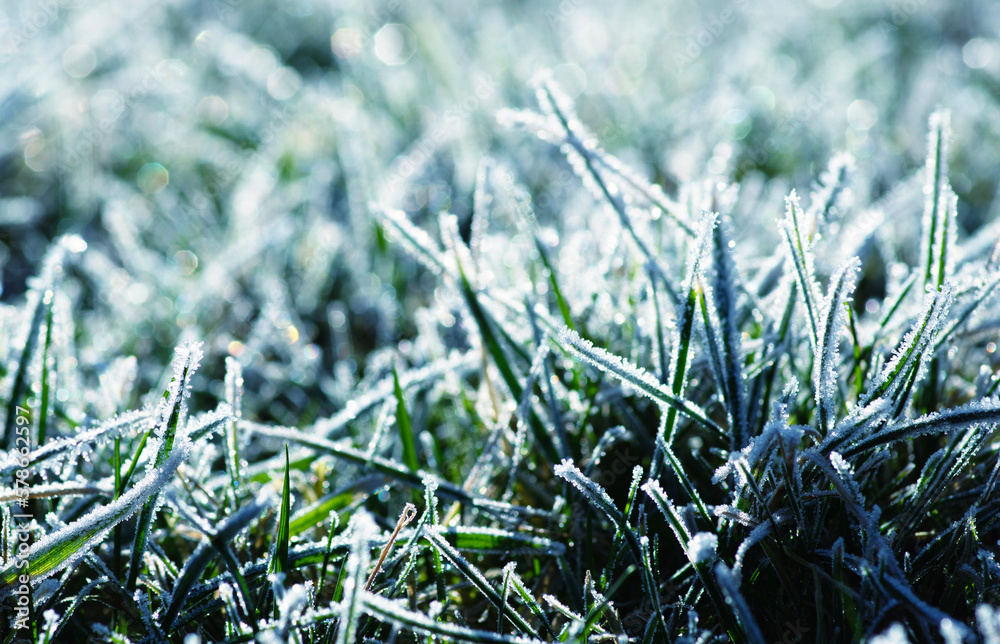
[137,163,169,194]
[63,44,96,78]
[197,96,229,125]
[332,28,363,59]
[374,24,415,65]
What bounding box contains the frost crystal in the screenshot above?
[871,624,909,644]
[686,533,718,565]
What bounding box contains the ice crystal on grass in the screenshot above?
[335,511,377,644]
[686,533,718,565]
[814,256,860,433]
[0,438,190,594]
[779,190,822,351]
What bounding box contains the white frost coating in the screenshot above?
[860,283,954,408]
[558,326,673,408]
[151,341,203,466]
[732,521,773,584]
[553,458,616,515]
[336,511,378,644]
[378,205,450,277]
[0,409,155,476]
[364,591,547,644]
[870,623,909,644]
[829,452,854,478]
[808,151,855,227]
[495,107,564,143]
[815,256,861,432]
[976,604,1000,644]
[686,532,718,565]
[779,190,822,349]
[0,439,191,595]
[940,618,967,644]
[189,404,233,439]
[274,582,310,629]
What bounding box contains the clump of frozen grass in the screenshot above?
[3,0,1000,641]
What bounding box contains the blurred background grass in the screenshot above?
[0,0,997,422]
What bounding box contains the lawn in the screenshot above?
[2,0,1000,642]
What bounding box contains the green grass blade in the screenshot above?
[126,341,202,593]
[270,445,292,578]
[392,366,419,473]
[362,592,548,644]
[921,109,951,290]
[423,527,541,638]
[458,266,560,462]
[815,257,860,435]
[335,511,377,644]
[36,292,55,446]
[502,562,556,640]
[3,290,46,449]
[657,211,715,462]
[0,443,188,595]
[559,326,726,438]
[778,191,821,351]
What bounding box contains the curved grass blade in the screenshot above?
[2,237,84,449]
[4,289,46,450]
[502,562,556,640]
[458,264,559,463]
[921,109,951,290]
[843,398,1000,457]
[656,212,715,465]
[525,71,693,237]
[859,284,952,410]
[554,460,668,636]
[707,215,749,449]
[36,292,55,446]
[362,591,548,644]
[714,561,766,644]
[558,326,725,438]
[0,440,189,596]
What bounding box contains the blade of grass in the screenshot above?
[126,341,202,593]
[392,366,419,473]
[559,326,726,438]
